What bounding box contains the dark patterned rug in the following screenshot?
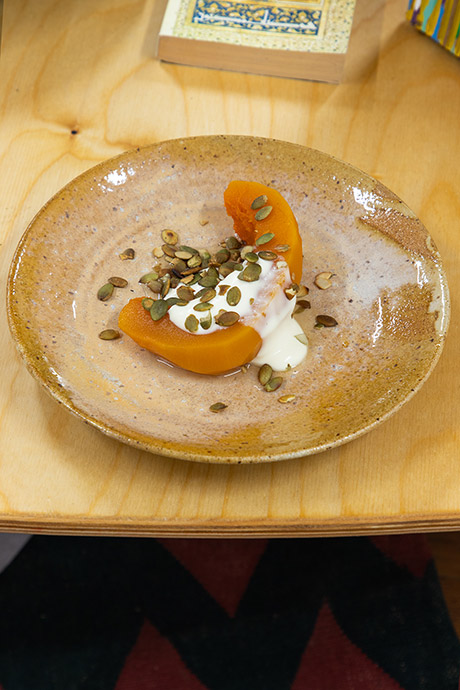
[0,535,459,689]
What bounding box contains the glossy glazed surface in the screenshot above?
[7,136,450,463]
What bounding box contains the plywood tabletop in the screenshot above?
[0,0,459,537]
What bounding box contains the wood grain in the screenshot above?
[0,0,459,536]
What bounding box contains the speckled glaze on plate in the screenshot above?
[7,136,450,463]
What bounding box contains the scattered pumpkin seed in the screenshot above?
[255,232,275,246]
[161,229,178,245]
[199,288,216,302]
[165,297,181,308]
[278,394,296,404]
[198,249,211,266]
[215,248,231,264]
[160,274,171,298]
[109,276,128,288]
[238,263,261,282]
[265,376,283,392]
[162,244,176,258]
[175,250,194,261]
[226,286,241,306]
[147,279,162,294]
[314,272,333,290]
[274,244,290,252]
[150,299,168,321]
[185,314,199,332]
[119,248,135,260]
[200,312,212,330]
[210,402,227,413]
[316,314,338,327]
[181,274,196,285]
[251,194,268,210]
[240,245,255,259]
[218,284,230,295]
[293,300,311,314]
[152,246,164,258]
[219,261,237,277]
[177,285,195,302]
[254,206,273,221]
[187,254,202,268]
[258,251,277,261]
[284,284,299,300]
[142,297,155,310]
[194,302,213,312]
[97,283,114,301]
[225,236,241,250]
[296,285,309,298]
[244,252,259,263]
[199,274,219,288]
[215,311,240,327]
[139,271,159,284]
[295,333,308,345]
[258,363,273,386]
[98,328,120,340]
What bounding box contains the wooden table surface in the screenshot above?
[0,0,459,537]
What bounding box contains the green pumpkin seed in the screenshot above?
[175,250,194,261]
[200,312,212,330]
[147,279,162,294]
[274,244,290,252]
[172,258,187,274]
[185,314,199,332]
[97,283,114,301]
[244,252,259,263]
[215,248,231,264]
[265,376,283,392]
[161,229,178,245]
[198,288,216,302]
[238,263,261,282]
[295,333,308,345]
[141,297,155,310]
[109,276,128,288]
[177,285,195,302]
[194,302,213,312]
[219,262,237,277]
[255,206,273,221]
[210,402,228,413]
[226,286,241,306]
[98,328,120,340]
[218,284,230,295]
[139,271,159,284]
[258,251,277,261]
[258,363,273,386]
[251,194,268,210]
[160,274,171,298]
[162,244,176,258]
[293,300,311,314]
[150,299,168,321]
[119,248,135,260]
[165,297,181,308]
[187,254,202,268]
[316,314,338,327]
[225,236,241,250]
[215,311,240,327]
[199,274,219,288]
[255,232,275,246]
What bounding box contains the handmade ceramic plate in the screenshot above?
[7,136,450,463]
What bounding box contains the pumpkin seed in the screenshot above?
[150,299,168,321]
[152,246,164,258]
[278,394,296,403]
[210,402,227,413]
[316,314,338,327]
[199,274,219,288]
[258,251,277,261]
[226,286,241,306]
[284,284,299,300]
[119,247,135,260]
[265,376,283,392]
[199,288,216,302]
[219,261,237,277]
[238,263,261,282]
[175,250,194,261]
[185,314,199,332]
[98,328,120,340]
[215,311,240,327]
[295,333,308,345]
[200,312,212,330]
[139,271,159,284]
[255,232,275,246]
[225,236,241,250]
[162,244,176,258]
[244,252,259,263]
[258,363,273,386]
[274,244,290,252]
[97,283,114,301]
[251,194,268,210]
[293,300,311,314]
[255,206,273,221]
[314,272,334,290]
[240,245,255,259]
[142,297,155,310]
[187,254,202,268]
[296,285,309,298]
[147,279,162,294]
[160,274,171,298]
[161,229,178,245]
[198,249,211,267]
[165,297,181,308]
[177,285,195,302]
[109,276,128,288]
[215,248,230,264]
[218,284,230,295]
[194,302,213,312]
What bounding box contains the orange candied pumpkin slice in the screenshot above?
[223,180,303,284]
[118,298,261,375]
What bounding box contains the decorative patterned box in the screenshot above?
[157,0,357,83]
[407,0,460,56]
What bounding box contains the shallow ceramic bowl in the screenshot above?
[7,136,450,463]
